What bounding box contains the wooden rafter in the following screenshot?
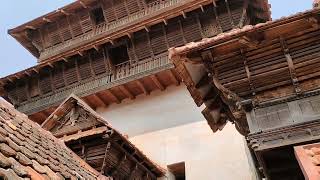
[136,80,149,95]
[119,85,135,100]
[150,75,165,91]
[106,90,121,104]
[100,142,111,174]
[168,70,180,86]
[90,94,108,107]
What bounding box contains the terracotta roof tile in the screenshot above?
[0,99,111,180]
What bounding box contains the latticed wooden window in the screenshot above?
[113,0,128,19]
[134,30,152,60]
[64,59,78,85]
[91,49,107,75]
[166,18,185,48]
[199,7,220,38]
[126,0,140,14]
[40,28,51,49]
[78,56,92,80]
[57,17,73,41]
[39,68,52,94]
[52,63,65,90]
[217,0,233,32]
[150,24,168,55]
[28,77,40,98]
[101,0,116,23]
[30,30,43,52]
[6,84,18,104]
[69,15,83,37]
[79,9,93,33]
[182,12,203,43]
[47,23,62,46]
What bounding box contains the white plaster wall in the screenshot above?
[97,86,255,180]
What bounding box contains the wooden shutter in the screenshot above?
[126,0,140,14]
[182,13,202,43]
[47,23,62,46]
[52,63,65,90]
[134,31,152,60]
[78,10,93,33]
[40,28,51,49]
[127,41,136,61]
[102,0,117,23]
[91,50,107,75]
[6,84,18,104]
[166,18,185,48]
[150,24,168,55]
[78,56,92,80]
[64,59,78,85]
[28,77,40,98]
[69,15,83,37]
[113,0,128,19]
[39,69,52,94]
[57,18,73,41]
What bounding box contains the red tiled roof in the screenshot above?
[295,143,320,180]
[0,99,110,179]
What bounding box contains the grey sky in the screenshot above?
[0,0,313,77]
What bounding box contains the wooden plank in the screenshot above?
[168,70,180,86]
[91,94,108,107]
[106,90,121,104]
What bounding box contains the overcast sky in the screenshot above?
[0,0,313,77]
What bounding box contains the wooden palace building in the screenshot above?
[7,0,320,179]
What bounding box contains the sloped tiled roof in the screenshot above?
[295,143,320,180]
[0,98,110,179]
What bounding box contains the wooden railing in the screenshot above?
[18,53,173,114]
[39,0,184,61]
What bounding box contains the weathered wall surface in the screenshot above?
[97,86,255,180]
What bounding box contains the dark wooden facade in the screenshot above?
[1,0,270,123]
[42,95,164,179]
[170,7,320,180]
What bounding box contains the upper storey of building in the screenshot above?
[9,0,270,64]
[1,0,271,123]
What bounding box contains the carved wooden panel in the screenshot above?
[113,0,128,19]
[102,0,117,23]
[150,24,168,55]
[69,15,83,37]
[64,59,78,85]
[52,63,65,90]
[91,49,107,75]
[51,107,103,137]
[166,18,185,48]
[57,18,73,41]
[78,56,92,80]
[134,30,152,60]
[247,95,320,133]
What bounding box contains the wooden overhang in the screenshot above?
[8,0,270,64]
[41,94,165,179]
[169,7,320,135]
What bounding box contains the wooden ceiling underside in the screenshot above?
[29,69,180,124]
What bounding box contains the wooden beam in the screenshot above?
[238,36,258,49]
[163,19,168,26]
[119,85,135,100]
[200,5,205,12]
[79,1,88,8]
[136,80,149,95]
[110,155,127,176]
[150,75,165,91]
[26,25,36,30]
[43,17,52,23]
[168,70,180,86]
[106,90,121,104]
[182,11,187,19]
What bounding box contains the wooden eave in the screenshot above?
[42,94,166,177]
[169,7,320,135]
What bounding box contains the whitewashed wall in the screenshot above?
[97,85,256,180]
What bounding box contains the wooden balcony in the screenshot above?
[38,0,213,62]
[18,53,180,123]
